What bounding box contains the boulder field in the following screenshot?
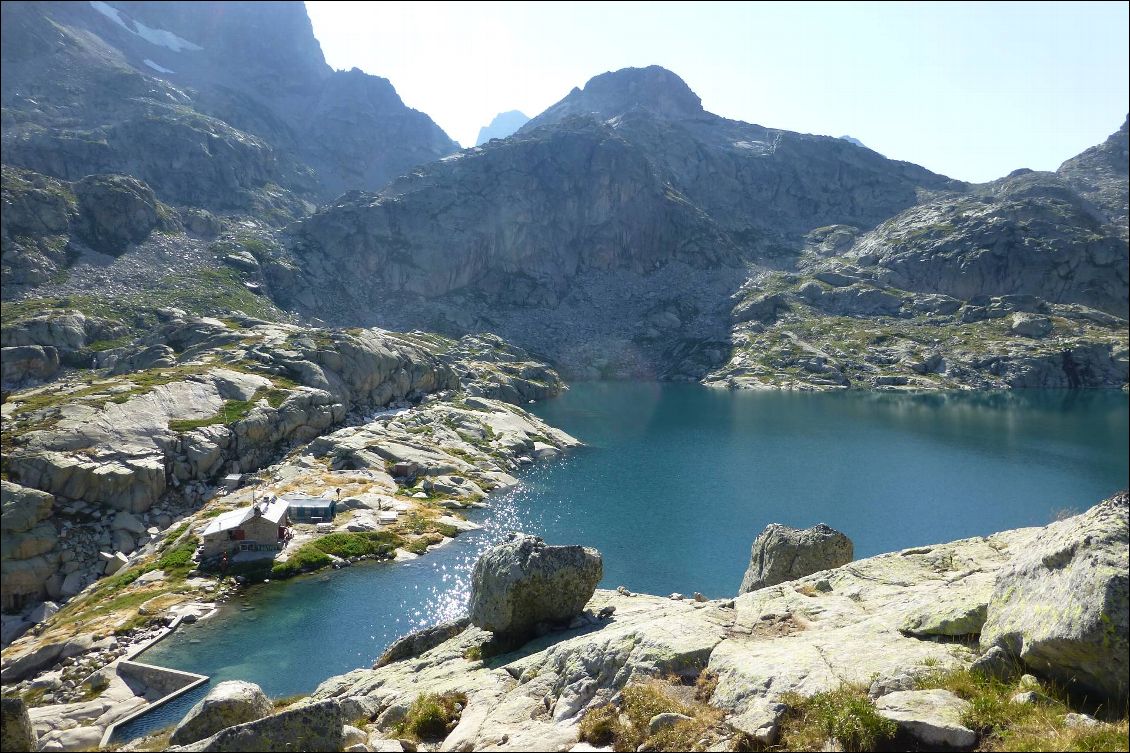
[161,493,1127,752]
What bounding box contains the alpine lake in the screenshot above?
[118,384,1129,741]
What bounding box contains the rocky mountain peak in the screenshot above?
[1060,115,1129,175]
[522,65,704,132]
[1057,115,1130,229]
[0,1,458,204]
[96,0,332,85]
[475,110,530,145]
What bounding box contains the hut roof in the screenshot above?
[201,498,288,536]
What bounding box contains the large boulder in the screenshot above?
[1,482,58,611]
[0,638,75,683]
[0,345,59,387]
[375,617,471,668]
[739,523,853,594]
[0,310,127,352]
[0,696,37,752]
[73,173,176,255]
[979,493,1129,704]
[1,481,54,533]
[170,680,274,746]
[1009,312,1053,338]
[168,699,346,752]
[469,534,602,638]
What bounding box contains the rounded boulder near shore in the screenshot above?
[169,680,273,745]
[739,522,854,594]
[468,533,603,638]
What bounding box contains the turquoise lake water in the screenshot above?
[120,385,1128,741]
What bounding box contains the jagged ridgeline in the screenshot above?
[3,0,1127,390]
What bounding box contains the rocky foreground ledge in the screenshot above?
[7,493,1113,752]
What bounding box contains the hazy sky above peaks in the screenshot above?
[305,1,1129,183]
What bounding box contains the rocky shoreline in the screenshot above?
[13,491,1115,753]
[1,318,585,750]
[1,428,577,750]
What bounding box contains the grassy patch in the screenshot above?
[51,562,157,626]
[168,398,258,432]
[116,728,173,752]
[1001,722,1130,752]
[578,680,721,752]
[265,388,290,408]
[916,668,1129,752]
[432,521,459,538]
[396,512,458,541]
[269,545,332,578]
[694,671,718,702]
[86,336,133,352]
[403,538,431,555]
[7,686,48,708]
[778,684,897,752]
[97,589,170,620]
[578,704,620,747]
[156,536,199,577]
[162,523,190,546]
[311,531,403,560]
[395,692,468,742]
[271,693,307,709]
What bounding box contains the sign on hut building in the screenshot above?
[199,498,289,560]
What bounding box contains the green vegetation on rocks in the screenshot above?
[268,532,403,578]
[166,387,291,432]
[311,531,402,560]
[156,535,200,576]
[578,681,723,752]
[269,547,333,578]
[779,685,897,752]
[914,668,1129,752]
[396,692,468,741]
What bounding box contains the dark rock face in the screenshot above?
[0,1,456,207]
[273,73,1126,384]
[1057,116,1129,231]
[74,174,176,255]
[282,67,964,376]
[0,696,37,752]
[295,68,458,199]
[0,165,76,285]
[291,117,737,301]
[0,344,60,387]
[375,617,471,668]
[521,65,706,130]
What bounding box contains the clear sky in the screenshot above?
[305,1,1128,183]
